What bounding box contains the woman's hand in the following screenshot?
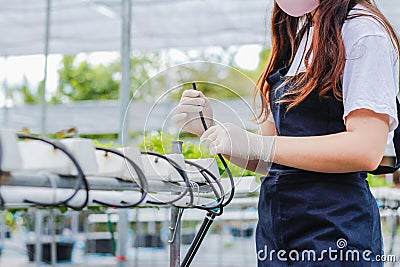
[200,122,276,161]
[172,89,213,136]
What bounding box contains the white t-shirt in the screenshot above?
[285,4,399,143]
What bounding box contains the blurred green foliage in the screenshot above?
[55,53,161,102]
[56,55,120,101]
[181,141,204,159]
[80,133,119,140]
[6,52,161,104]
[139,131,174,154]
[4,77,44,105]
[366,173,392,187]
[4,212,17,231]
[5,47,271,104]
[92,139,115,149]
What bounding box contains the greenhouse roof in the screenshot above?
[1,0,399,56]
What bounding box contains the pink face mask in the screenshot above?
[275,0,320,17]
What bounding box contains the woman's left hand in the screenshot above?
[200,122,276,161]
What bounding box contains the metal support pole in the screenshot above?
[119,0,132,145]
[2,56,9,128]
[218,222,223,267]
[133,209,140,267]
[0,211,5,244]
[83,211,90,266]
[35,209,43,267]
[116,209,129,267]
[49,209,57,267]
[388,207,399,256]
[170,141,183,267]
[71,211,79,235]
[170,207,182,267]
[149,214,156,249]
[41,0,51,136]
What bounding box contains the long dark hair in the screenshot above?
[256,0,399,123]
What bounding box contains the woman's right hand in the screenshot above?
[172,89,213,136]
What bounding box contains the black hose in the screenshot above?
[17,134,89,210]
[183,159,224,213]
[141,151,194,208]
[192,82,235,210]
[92,147,148,208]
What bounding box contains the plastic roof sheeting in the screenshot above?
[0,0,399,56]
[0,0,272,56]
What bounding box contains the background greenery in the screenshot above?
[5,48,269,104]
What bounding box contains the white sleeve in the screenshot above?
[342,34,399,141]
[267,112,275,123]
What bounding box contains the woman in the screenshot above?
[173,0,399,266]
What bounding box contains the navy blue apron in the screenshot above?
[255,68,399,266]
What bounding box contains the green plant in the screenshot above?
[139,132,173,154]
[181,142,204,159]
[93,139,115,149]
[4,211,18,231]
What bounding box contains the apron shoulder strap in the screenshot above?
[266,67,289,86]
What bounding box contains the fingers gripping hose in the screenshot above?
[181,83,236,267]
